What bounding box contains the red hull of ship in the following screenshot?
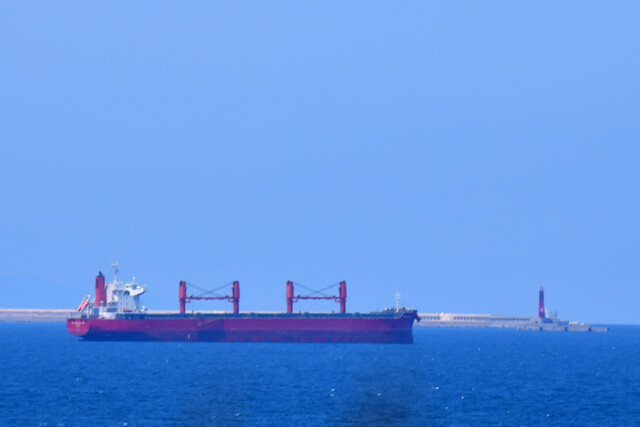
[67,313,418,343]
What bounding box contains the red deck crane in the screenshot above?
[179,280,240,314]
[286,280,347,313]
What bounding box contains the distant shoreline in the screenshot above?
[0,309,272,322]
[0,309,74,322]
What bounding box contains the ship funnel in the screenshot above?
[538,286,546,319]
[95,272,106,307]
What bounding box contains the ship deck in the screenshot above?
[72,309,416,321]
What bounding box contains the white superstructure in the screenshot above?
[88,263,147,318]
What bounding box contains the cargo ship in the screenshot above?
[66,265,419,343]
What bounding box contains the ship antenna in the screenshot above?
[112,262,120,282]
[396,292,401,310]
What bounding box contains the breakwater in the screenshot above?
[417,313,608,332]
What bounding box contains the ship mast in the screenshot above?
[112,262,120,283]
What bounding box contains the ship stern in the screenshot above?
[66,318,90,337]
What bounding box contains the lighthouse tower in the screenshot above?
[538,286,546,319]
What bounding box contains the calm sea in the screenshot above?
[0,323,638,426]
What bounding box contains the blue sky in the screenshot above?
[1,2,638,323]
